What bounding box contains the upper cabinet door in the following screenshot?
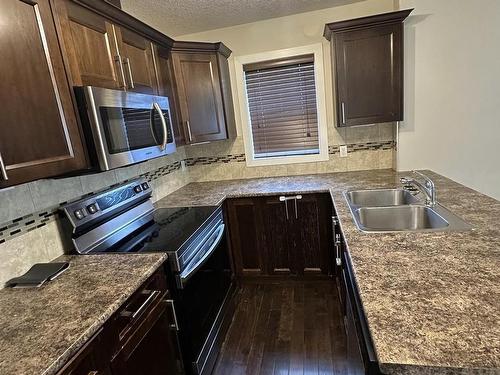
[53,0,125,90]
[154,45,185,145]
[116,27,158,94]
[334,24,402,126]
[0,0,88,188]
[325,9,412,127]
[171,52,228,143]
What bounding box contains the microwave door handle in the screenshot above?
[153,102,168,150]
[177,224,225,289]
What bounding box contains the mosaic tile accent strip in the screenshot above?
[328,141,395,155]
[0,160,183,245]
[185,153,246,166]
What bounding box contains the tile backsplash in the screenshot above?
[0,122,395,286]
[0,147,189,286]
[186,123,395,182]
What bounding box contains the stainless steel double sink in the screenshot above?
[344,189,471,233]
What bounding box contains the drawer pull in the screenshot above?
[120,290,160,319]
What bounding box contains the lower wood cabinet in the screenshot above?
[110,300,182,375]
[57,268,183,375]
[55,328,112,375]
[226,193,332,278]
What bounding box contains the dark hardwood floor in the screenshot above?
[213,280,347,375]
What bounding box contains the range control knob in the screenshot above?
[87,204,98,214]
[133,185,143,193]
[74,209,86,220]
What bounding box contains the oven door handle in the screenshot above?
[153,102,168,151]
[177,223,225,289]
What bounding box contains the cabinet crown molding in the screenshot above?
[171,41,232,58]
[69,0,175,47]
[323,8,413,40]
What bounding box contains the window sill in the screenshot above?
[245,153,329,167]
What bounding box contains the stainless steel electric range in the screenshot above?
[61,178,235,375]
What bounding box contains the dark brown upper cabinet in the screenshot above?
[170,42,237,145]
[324,9,413,127]
[54,0,158,94]
[0,0,89,188]
[154,45,186,145]
[53,0,124,90]
[116,27,158,94]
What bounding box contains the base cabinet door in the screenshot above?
[226,198,266,276]
[0,0,89,187]
[111,300,183,375]
[292,194,331,275]
[345,292,366,375]
[262,196,295,275]
[56,329,112,375]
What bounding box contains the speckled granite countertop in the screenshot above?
[0,253,167,375]
[157,169,500,375]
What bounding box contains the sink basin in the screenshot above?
[355,205,448,231]
[350,205,472,233]
[346,189,420,207]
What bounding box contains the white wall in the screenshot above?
[398,0,500,199]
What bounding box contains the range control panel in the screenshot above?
[62,178,152,229]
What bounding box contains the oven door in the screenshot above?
[172,223,233,375]
[79,86,176,170]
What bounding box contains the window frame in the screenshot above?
[234,44,329,167]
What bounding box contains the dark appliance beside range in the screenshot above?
[61,178,236,375]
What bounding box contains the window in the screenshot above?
[244,54,319,158]
[235,44,328,166]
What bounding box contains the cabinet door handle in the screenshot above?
[341,102,346,124]
[279,196,290,220]
[0,152,8,181]
[167,299,180,331]
[114,55,127,89]
[124,57,135,89]
[335,233,342,266]
[120,290,160,319]
[186,120,193,142]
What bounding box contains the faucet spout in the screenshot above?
[400,171,437,207]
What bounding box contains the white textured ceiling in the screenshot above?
[121,0,360,37]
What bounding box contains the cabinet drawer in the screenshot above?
[111,270,168,351]
[56,328,111,375]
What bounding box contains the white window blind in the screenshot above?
[244,54,319,159]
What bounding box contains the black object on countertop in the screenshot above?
[5,262,70,288]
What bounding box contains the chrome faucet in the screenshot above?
[400,171,437,207]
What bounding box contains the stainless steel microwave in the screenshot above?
[75,86,176,171]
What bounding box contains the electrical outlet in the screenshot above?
[339,145,348,157]
[180,160,186,171]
